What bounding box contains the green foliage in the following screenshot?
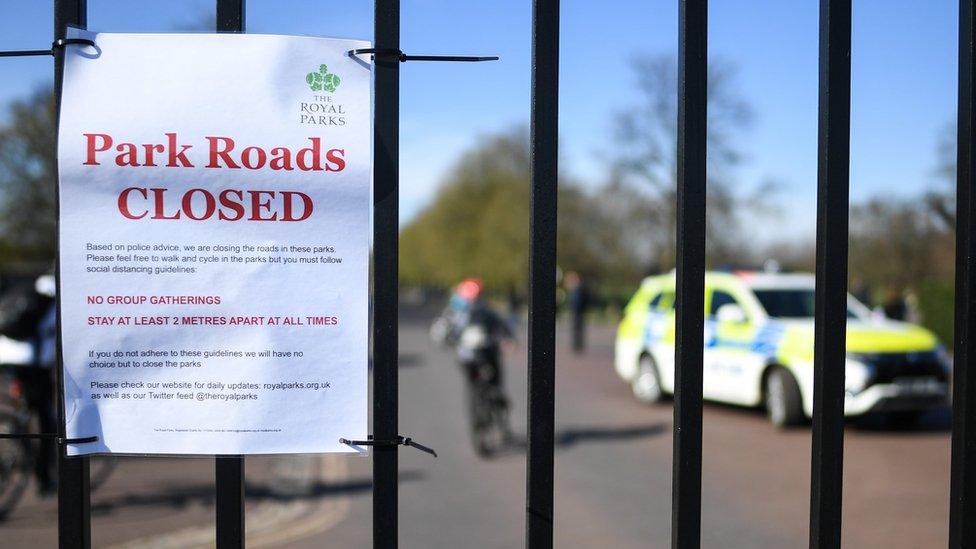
[400,131,529,290]
[918,280,954,344]
[0,88,57,262]
[849,197,956,342]
[399,128,645,294]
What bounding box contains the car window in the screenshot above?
[753,288,859,318]
[655,291,675,311]
[709,291,738,316]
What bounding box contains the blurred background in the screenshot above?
[0,0,960,547]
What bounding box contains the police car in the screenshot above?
[614,271,951,426]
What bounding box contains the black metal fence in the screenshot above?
[2,0,976,548]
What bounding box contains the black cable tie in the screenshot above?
[348,48,497,63]
[339,434,437,457]
[0,433,99,444]
[0,38,97,58]
[61,435,99,445]
[0,48,51,58]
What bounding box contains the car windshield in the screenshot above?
[753,288,861,319]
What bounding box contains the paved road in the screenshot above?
[309,312,952,548]
[1,310,952,547]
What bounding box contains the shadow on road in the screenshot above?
[89,471,425,515]
[397,353,424,368]
[849,407,952,435]
[555,423,667,448]
[484,423,667,459]
[252,469,425,501]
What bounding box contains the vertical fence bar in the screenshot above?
[216,0,245,33]
[951,1,976,546]
[808,1,851,548]
[215,456,245,547]
[53,1,90,548]
[672,1,706,548]
[525,0,559,547]
[373,1,400,548]
[214,1,245,548]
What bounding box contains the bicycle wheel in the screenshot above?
[489,390,512,442]
[479,389,510,455]
[467,382,496,456]
[0,412,30,520]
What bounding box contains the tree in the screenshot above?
[850,198,951,291]
[0,89,57,261]
[399,130,530,291]
[848,196,955,341]
[612,54,758,269]
[399,128,645,294]
[924,122,956,230]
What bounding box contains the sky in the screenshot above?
[0,0,960,242]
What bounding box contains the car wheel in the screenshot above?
[632,354,664,404]
[765,368,804,427]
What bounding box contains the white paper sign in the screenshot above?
[58,31,371,455]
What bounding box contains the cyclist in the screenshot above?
[32,275,58,496]
[0,274,57,496]
[448,279,515,454]
[448,279,513,358]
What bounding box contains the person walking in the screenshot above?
[566,272,589,354]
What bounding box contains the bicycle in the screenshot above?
[465,360,512,457]
[0,363,115,519]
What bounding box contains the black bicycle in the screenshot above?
[0,377,29,519]
[465,361,511,457]
[0,365,115,519]
[457,323,513,457]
